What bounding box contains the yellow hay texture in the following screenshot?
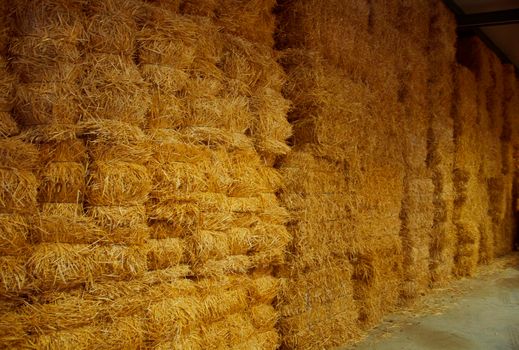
[0,256,29,297]
[277,150,363,347]
[0,1,11,56]
[399,178,435,299]
[221,32,286,92]
[9,33,82,83]
[26,316,146,350]
[138,9,221,68]
[457,38,507,265]
[0,57,15,113]
[279,295,359,349]
[396,0,430,50]
[37,139,87,164]
[146,238,186,270]
[0,168,38,214]
[14,82,80,127]
[79,119,148,144]
[452,66,482,277]
[0,138,39,171]
[11,0,84,39]
[277,0,370,73]
[84,205,149,245]
[0,213,30,256]
[215,0,277,46]
[28,243,147,290]
[250,87,292,157]
[0,112,19,137]
[426,1,457,286]
[30,212,106,245]
[80,53,151,127]
[86,161,151,206]
[85,0,141,55]
[37,162,85,203]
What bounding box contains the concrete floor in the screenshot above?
[344,255,519,350]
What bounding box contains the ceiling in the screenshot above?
[450,0,519,68]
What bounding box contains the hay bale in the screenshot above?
[0,58,16,113]
[146,238,186,270]
[0,138,39,171]
[0,168,38,214]
[38,139,87,164]
[399,178,434,300]
[277,0,370,67]
[0,112,19,137]
[4,295,101,337]
[28,243,147,290]
[9,36,82,83]
[146,296,201,343]
[140,64,188,93]
[193,255,253,277]
[86,205,146,230]
[149,221,187,239]
[138,8,221,67]
[215,0,277,46]
[79,119,148,144]
[200,287,249,322]
[220,34,285,94]
[396,0,430,50]
[27,316,146,350]
[11,0,84,39]
[80,53,151,127]
[250,87,292,157]
[427,1,457,286]
[30,212,106,245]
[86,161,151,206]
[428,0,456,68]
[37,162,86,203]
[0,2,11,56]
[84,0,140,55]
[0,213,30,256]
[14,82,80,127]
[279,295,360,349]
[179,0,217,17]
[0,256,29,297]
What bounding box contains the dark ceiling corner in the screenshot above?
[442,0,519,69]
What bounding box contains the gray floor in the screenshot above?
[345,258,519,350]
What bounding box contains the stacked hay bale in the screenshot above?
[353,0,406,325]
[498,64,518,255]
[276,0,407,346]
[452,66,483,276]
[80,0,152,283]
[394,0,434,301]
[0,2,39,329]
[277,149,359,349]
[138,1,290,347]
[426,0,457,286]
[457,37,512,262]
[9,0,100,297]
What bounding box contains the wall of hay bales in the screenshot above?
[0,0,517,349]
[0,0,291,348]
[275,0,517,348]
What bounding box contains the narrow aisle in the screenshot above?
[345,254,519,350]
